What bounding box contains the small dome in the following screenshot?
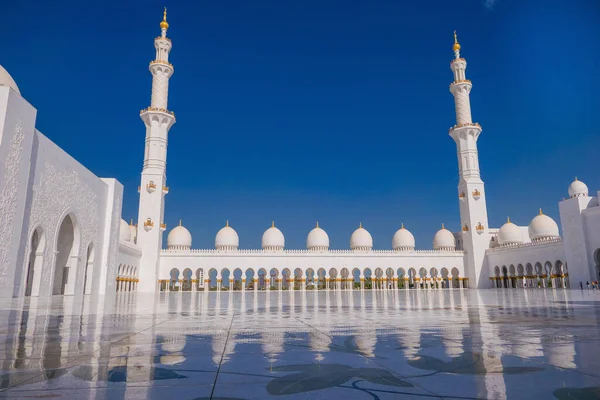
[350,223,373,251]
[262,222,284,250]
[307,222,329,251]
[0,65,20,95]
[497,217,524,246]
[433,224,455,250]
[568,177,588,198]
[167,221,192,249]
[393,224,415,251]
[528,209,559,242]
[215,221,239,250]
[119,219,131,242]
[128,220,137,244]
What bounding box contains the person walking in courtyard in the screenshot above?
[580,282,583,290]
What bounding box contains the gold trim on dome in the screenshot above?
[140,107,175,116]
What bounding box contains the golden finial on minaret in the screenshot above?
[453,31,461,52]
[507,216,511,223]
[226,220,229,227]
[442,223,445,229]
[160,7,169,30]
[179,219,182,226]
[401,222,404,229]
[359,222,362,229]
[271,221,275,228]
[539,208,543,215]
[316,221,319,228]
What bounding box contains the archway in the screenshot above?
[258,268,267,290]
[25,227,45,297]
[281,268,291,290]
[53,214,79,295]
[502,266,508,288]
[430,268,439,289]
[408,268,417,289]
[440,268,449,289]
[245,268,255,289]
[374,267,384,290]
[83,243,94,294]
[419,267,428,289]
[293,268,303,290]
[182,268,192,291]
[509,265,516,288]
[534,262,543,288]
[170,268,180,291]
[451,267,460,288]
[351,268,361,290]
[233,268,243,291]
[269,268,280,290]
[328,268,338,290]
[363,268,373,290]
[341,267,350,290]
[397,268,406,289]
[316,268,326,290]
[221,269,231,290]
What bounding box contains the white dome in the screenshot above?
[307,222,329,251]
[528,209,559,241]
[392,224,415,251]
[262,223,284,250]
[568,177,588,198]
[167,222,192,249]
[350,224,373,251]
[119,219,131,242]
[128,221,137,244]
[497,218,524,246]
[215,222,239,250]
[0,65,20,95]
[433,224,455,250]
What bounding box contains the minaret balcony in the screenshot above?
[160,222,167,231]
[459,192,466,200]
[449,79,471,88]
[140,107,175,117]
[146,181,157,193]
[462,224,469,232]
[472,189,481,200]
[150,60,174,68]
[143,218,154,232]
[448,122,481,133]
[162,186,169,195]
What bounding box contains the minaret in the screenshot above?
[136,8,175,293]
[448,32,490,288]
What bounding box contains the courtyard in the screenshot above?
[0,289,600,399]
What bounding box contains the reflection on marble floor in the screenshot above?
[1,290,600,399]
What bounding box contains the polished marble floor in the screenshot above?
[1,289,600,399]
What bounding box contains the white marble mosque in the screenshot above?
[1,11,600,307]
[2,9,600,399]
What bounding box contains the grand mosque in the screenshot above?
[1,11,599,303]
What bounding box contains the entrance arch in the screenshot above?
[52,214,80,295]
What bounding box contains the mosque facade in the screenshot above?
[1,11,599,302]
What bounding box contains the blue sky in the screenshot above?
[5,0,600,249]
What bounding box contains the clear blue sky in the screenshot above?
[5,0,600,249]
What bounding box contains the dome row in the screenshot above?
[164,221,457,251]
[496,209,560,246]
